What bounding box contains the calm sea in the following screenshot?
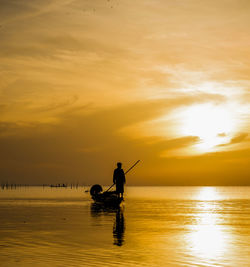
[0,186,250,267]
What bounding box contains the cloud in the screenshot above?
[0,0,75,25]
[230,133,249,144]
[1,97,247,185]
[33,95,79,113]
[217,132,227,137]
[218,133,249,147]
[0,98,204,184]
[0,0,250,185]
[144,136,201,158]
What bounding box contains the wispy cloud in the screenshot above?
[218,133,249,147]
[0,0,76,25]
[0,0,250,184]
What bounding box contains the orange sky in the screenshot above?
[0,0,249,185]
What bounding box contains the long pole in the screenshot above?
[124,160,140,174]
[106,160,140,192]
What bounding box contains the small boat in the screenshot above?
[88,161,141,206]
[90,184,123,207]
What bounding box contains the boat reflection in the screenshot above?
[90,203,125,246]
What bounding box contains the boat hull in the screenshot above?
[92,191,123,207]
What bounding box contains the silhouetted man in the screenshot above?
[113,162,126,198]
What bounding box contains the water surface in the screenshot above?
[0,186,250,266]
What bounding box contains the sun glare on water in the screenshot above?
[197,187,221,201]
[180,103,235,152]
[186,187,230,262]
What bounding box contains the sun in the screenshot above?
[180,103,235,152]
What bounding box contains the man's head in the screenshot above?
[117,162,122,169]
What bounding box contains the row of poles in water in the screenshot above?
[0,183,85,190]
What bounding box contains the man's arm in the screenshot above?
[122,169,126,183]
[113,170,116,184]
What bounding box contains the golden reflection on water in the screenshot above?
[190,223,226,259]
[1,187,250,266]
[197,187,222,201]
[187,187,230,264]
